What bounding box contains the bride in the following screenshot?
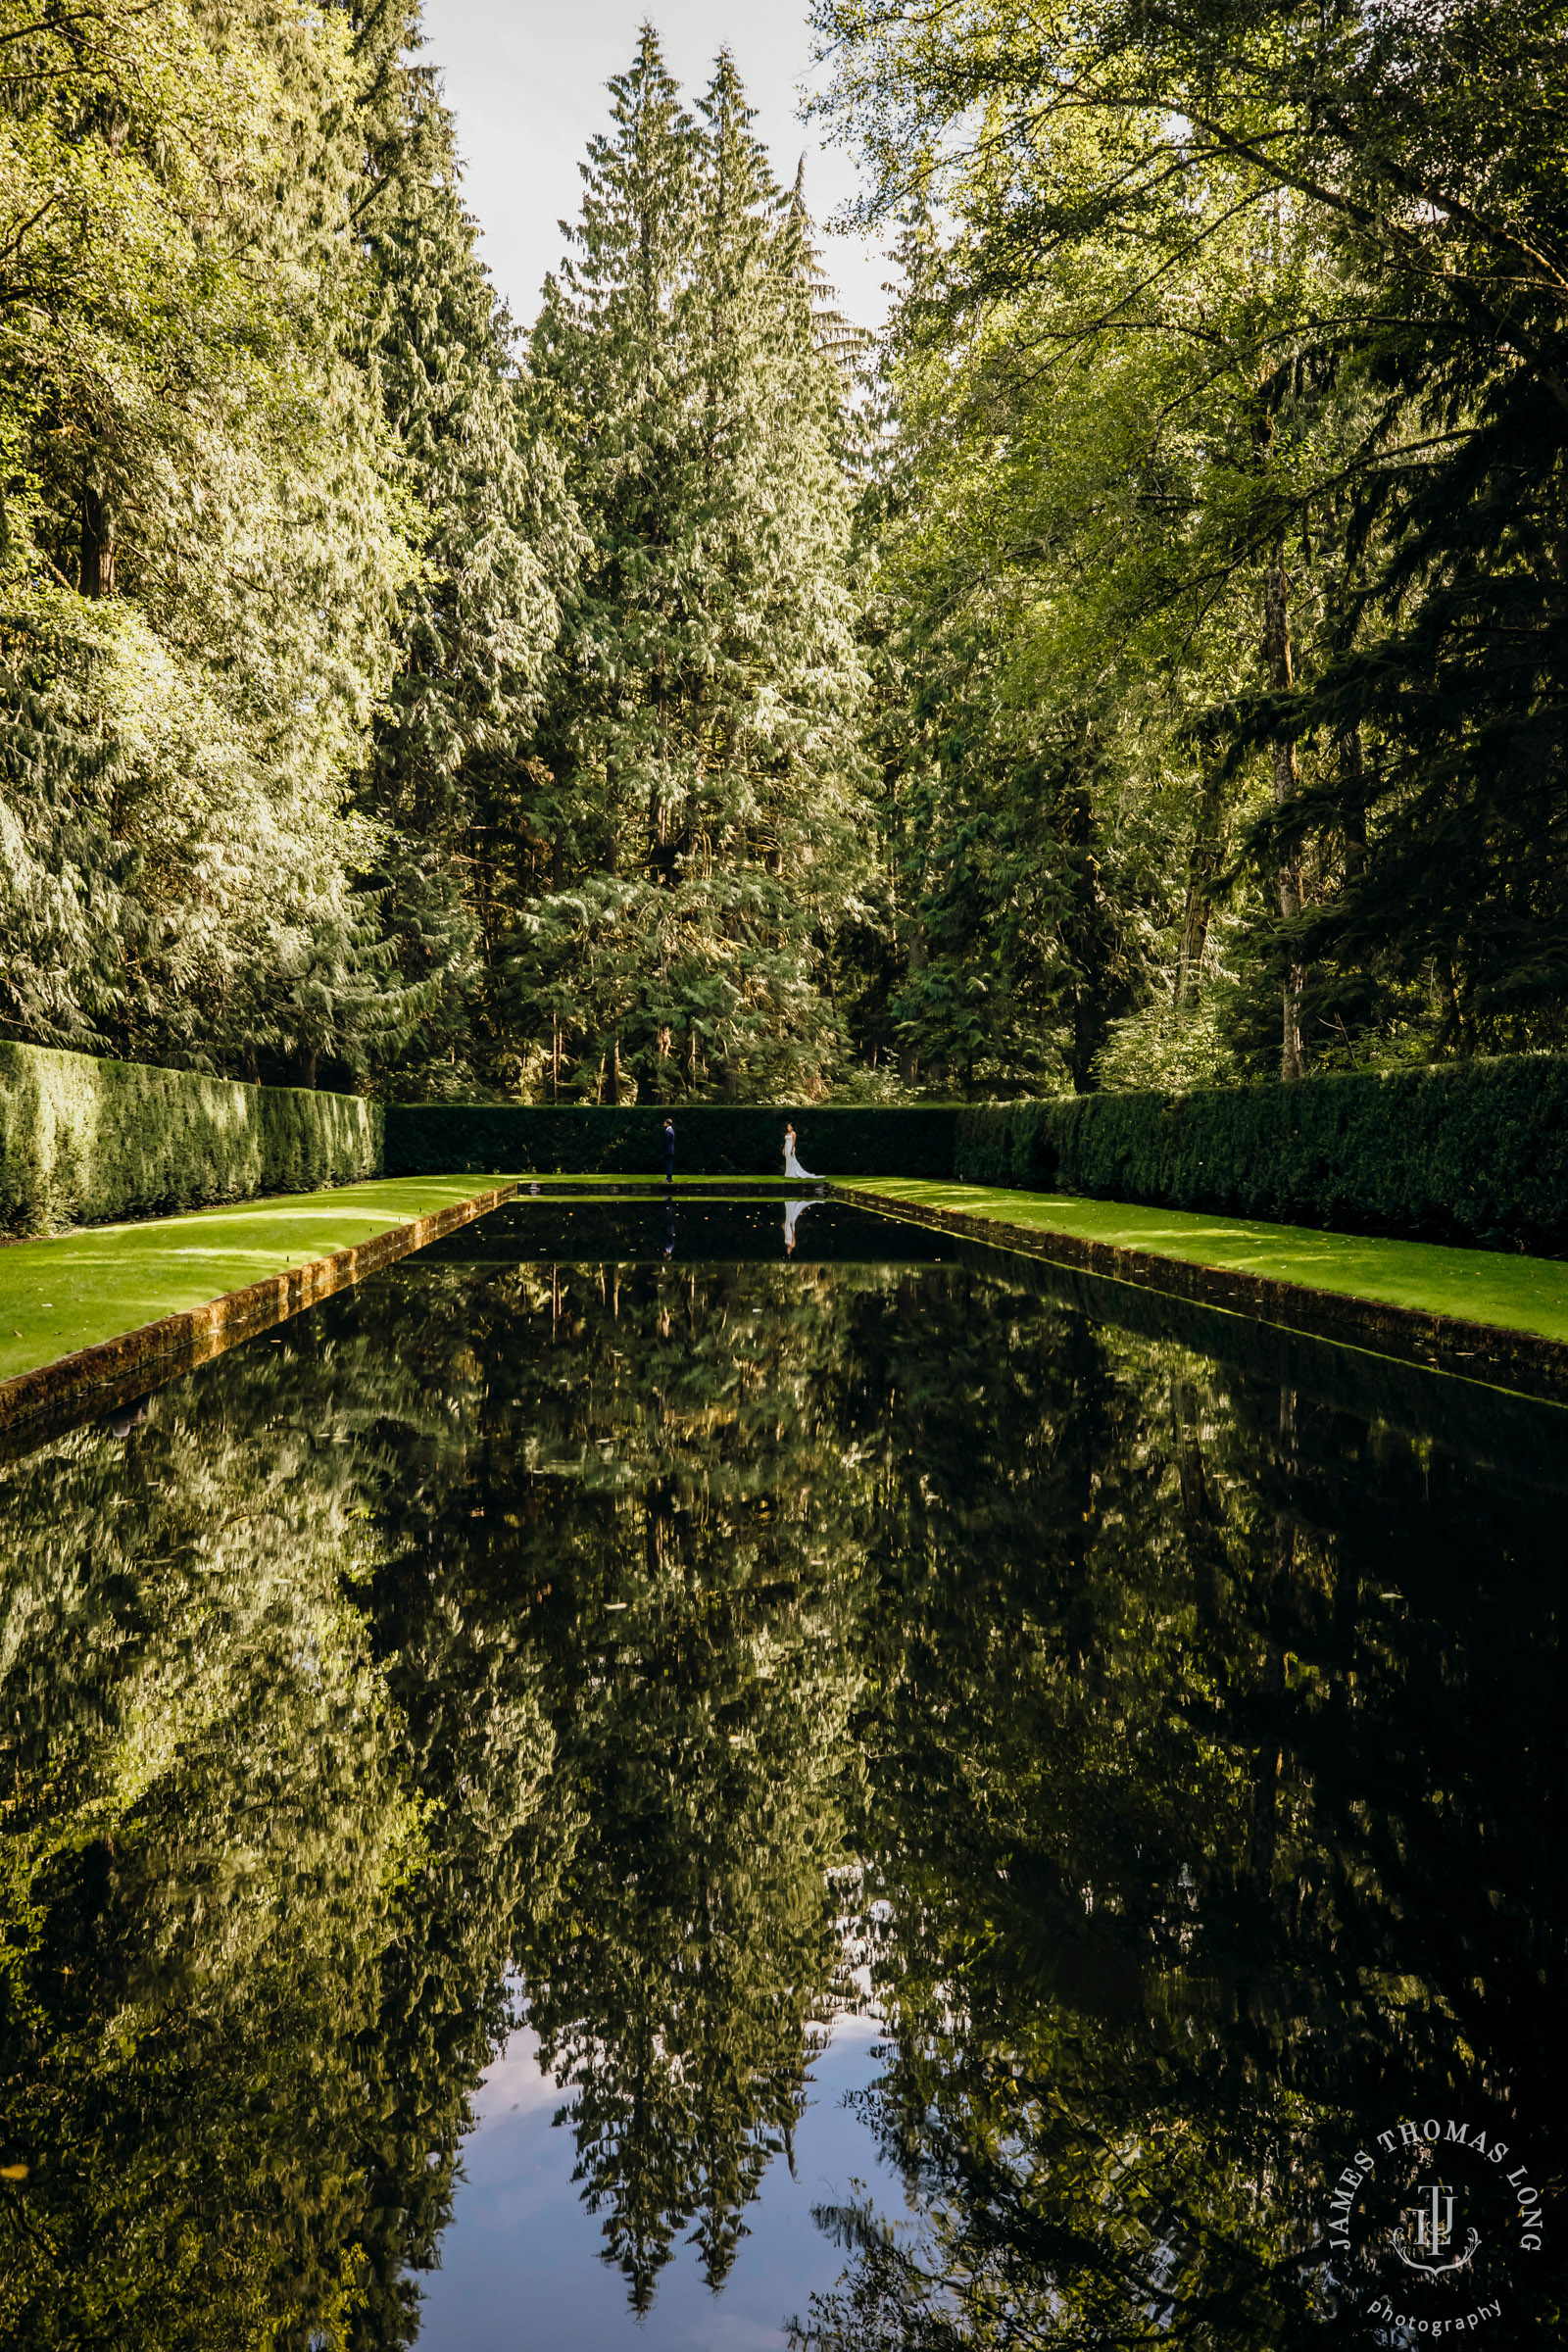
[782,1197,814,1254]
[782,1123,819,1181]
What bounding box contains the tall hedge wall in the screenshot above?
[956,1056,1568,1252]
[384,1102,958,1180]
[0,1044,383,1233]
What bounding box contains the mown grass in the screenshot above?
[16,1165,1563,1389]
[840,1177,1568,1346]
[0,1176,497,1383]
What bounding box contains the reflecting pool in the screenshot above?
[0,1196,1561,2349]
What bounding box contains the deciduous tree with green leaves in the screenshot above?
[813,0,1568,1084]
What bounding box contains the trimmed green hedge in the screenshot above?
[0,1043,383,1233]
[384,1102,958,1180]
[956,1057,1568,1252]
[18,1045,1542,1250]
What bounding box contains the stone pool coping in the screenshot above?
[495,1176,827,1195]
[16,1161,1567,1441]
[0,1176,514,1441]
[832,1177,1568,1403]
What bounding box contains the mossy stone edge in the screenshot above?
[838,1185,1568,1406]
[0,1182,515,1455]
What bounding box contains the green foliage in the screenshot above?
[0,1043,382,1234]
[956,1054,1568,1250]
[0,0,575,1095]
[362,73,579,1100]
[385,1102,956,1177]
[3,0,1563,1111]
[849,206,1263,1096]
[4,1208,1564,2344]
[0,1301,552,2349]
[813,0,1568,1088]
[508,32,868,1104]
[789,1267,1562,2346]
[496,1264,864,2305]
[0,0,427,1079]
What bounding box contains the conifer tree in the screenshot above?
[361,69,578,1098]
[0,0,419,1079]
[0,0,584,1091]
[514,30,866,1103]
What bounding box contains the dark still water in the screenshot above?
[0,1197,1562,2350]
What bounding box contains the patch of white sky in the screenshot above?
[415,1,899,335]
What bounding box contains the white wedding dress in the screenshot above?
[782,1198,815,1251]
[783,1133,819,1181]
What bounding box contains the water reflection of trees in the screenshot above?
[1,1253,1563,2346]
[373,1260,875,2309]
[796,1295,1567,2349]
[0,1315,553,2351]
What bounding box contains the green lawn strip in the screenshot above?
[839,1177,1568,1346]
[0,1176,496,1383]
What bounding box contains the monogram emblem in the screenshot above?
[1393,2185,1481,2276]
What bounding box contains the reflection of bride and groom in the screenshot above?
[782,1123,818,1255]
[658,1124,822,1257]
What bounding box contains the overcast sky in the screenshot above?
[416,0,894,333]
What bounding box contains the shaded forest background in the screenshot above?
[2,0,1564,1104]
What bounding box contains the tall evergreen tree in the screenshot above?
[0,0,419,1080]
[360,67,579,1099]
[0,0,583,1093]
[514,30,867,1104]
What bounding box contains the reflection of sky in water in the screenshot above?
[418,2013,889,2350]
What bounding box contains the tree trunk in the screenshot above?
[1248,1384,1298,1892]
[1331,1537,1361,1668]
[297,1047,318,1091]
[1249,1526,1291,1888]
[1438,959,1470,1055]
[1060,773,1111,1095]
[1068,985,1101,1096]
[1175,749,1227,1014]
[649,779,678,888]
[607,1035,621,1105]
[81,473,115,598]
[1340,724,1367,885]
[1171,1378,1224,1629]
[1174,867,1214,1015]
[1263,548,1306,1079]
[898,914,927,1085]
